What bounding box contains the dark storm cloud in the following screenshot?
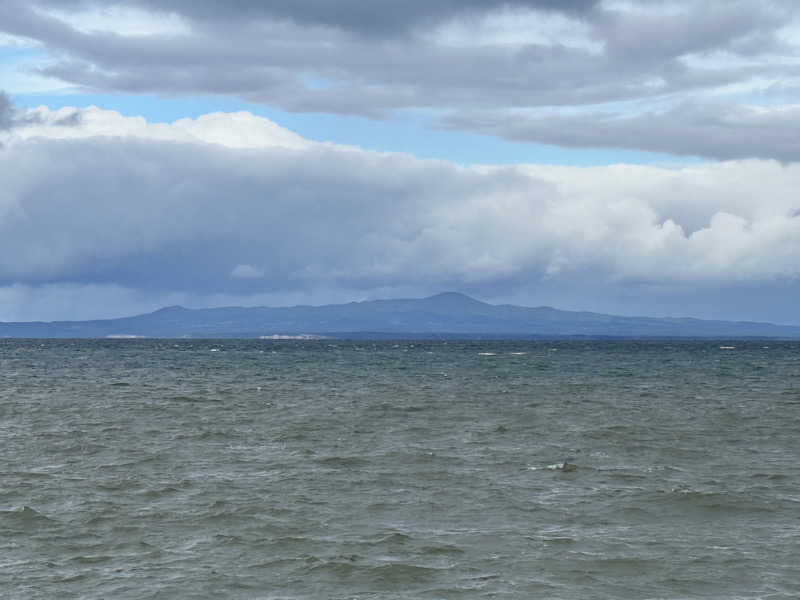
[0,134,515,292]
[2,1,800,158]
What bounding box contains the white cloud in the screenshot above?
[230,264,265,279]
[0,33,40,47]
[1,106,799,322]
[4,105,310,149]
[430,7,602,53]
[33,5,191,37]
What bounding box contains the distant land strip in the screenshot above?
[2,292,800,339]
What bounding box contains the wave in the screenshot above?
[1,505,56,530]
[306,559,441,587]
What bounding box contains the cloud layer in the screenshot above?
[1,104,799,322]
[443,102,800,162]
[3,1,800,159]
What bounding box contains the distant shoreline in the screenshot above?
[2,334,797,342]
[2,293,800,339]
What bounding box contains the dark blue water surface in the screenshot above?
[2,339,799,599]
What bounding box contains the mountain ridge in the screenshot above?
[1,292,799,339]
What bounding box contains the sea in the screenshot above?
[1,339,799,599]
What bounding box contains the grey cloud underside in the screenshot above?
[0,136,542,292]
[3,1,800,157]
[0,92,13,131]
[443,102,800,161]
[2,126,800,293]
[0,90,56,131]
[2,115,800,322]
[36,0,600,35]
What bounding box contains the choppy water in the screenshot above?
[1,339,799,599]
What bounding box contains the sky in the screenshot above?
[1,0,800,324]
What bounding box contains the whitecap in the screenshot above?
[529,463,566,471]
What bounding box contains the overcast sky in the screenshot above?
[1,0,800,323]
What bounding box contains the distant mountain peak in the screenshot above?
[152,305,188,313]
[423,292,487,306]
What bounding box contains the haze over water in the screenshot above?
[2,339,799,599]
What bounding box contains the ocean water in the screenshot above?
[1,339,799,599]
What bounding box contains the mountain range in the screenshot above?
[1,292,799,339]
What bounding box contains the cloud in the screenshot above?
[0,91,13,130]
[230,264,265,279]
[32,1,600,37]
[1,90,61,136]
[0,281,163,321]
[5,103,308,149]
[0,281,365,322]
[442,102,800,161]
[1,104,800,322]
[3,1,800,158]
